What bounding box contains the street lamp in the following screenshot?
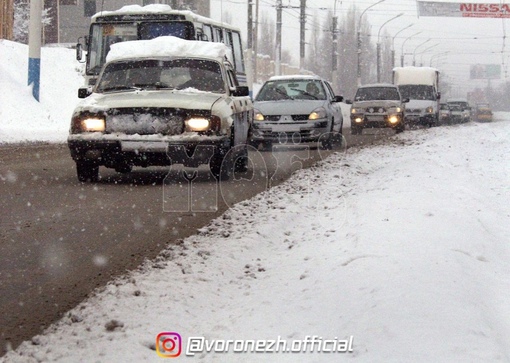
[418,43,439,66]
[376,13,403,82]
[429,51,450,67]
[391,24,413,69]
[400,31,422,66]
[412,38,431,66]
[357,0,386,86]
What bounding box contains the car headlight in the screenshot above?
[309,107,327,120]
[185,117,210,132]
[184,115,221,133]
[388,115,400,124]
[426,106,434,113]
[351,108,363,114]
[389,107,402,113]
[254,109,265,121]
[71,113,106,133]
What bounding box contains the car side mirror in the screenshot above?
[78,87,92,98]
[437,92,441,100]
[333,95,343,103]
[76,43,83,61]
[232,86,249,97]
[402,98,410,103]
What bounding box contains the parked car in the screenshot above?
[348,83,408,134]
[474,103,493,122]
[68,37,252,182]
[251,75,344,150]
[447,98,471,123]
[439,102,452,125]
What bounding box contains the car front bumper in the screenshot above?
[250,120,329,144]
[351,113,404,129]
[68,134,231,168]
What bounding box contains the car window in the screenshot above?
[96,58,225,93]
[355,87,400,101]
[324,82,336,100]
[256,79,326,101]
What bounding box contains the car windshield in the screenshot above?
[96,58,225,93]
[255,79,326,101]
[398,85,435,101]
[354,87,400,101]
[448,102,469,110]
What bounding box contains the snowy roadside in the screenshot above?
[2,118,510,363]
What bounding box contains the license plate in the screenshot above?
[121,141,167,152]
[366,115,384,122]
[271,124,298,132]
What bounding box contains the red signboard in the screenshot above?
[418,1,510,18]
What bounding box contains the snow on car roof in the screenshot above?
[92,4,173,19]
[268,75,321,81]
[91,5,239,30]
[359,83,397,88]
[393,66,439,86]
[106,36,229,63]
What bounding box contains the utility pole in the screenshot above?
[28,0,42,101]
[275,0,282,75]
[253,0,259,82]
[331,7,338,89]
[299,0,306,70]
[247,0,254,94]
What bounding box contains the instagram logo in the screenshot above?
[156,332,182,358]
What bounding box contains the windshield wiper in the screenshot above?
[291,88,317,100]
[100,86,140,92]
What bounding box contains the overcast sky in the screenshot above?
[210,0,509,95]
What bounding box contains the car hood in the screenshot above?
[352,100,402,108]
[254,100,326,115]
[74,90,223,113]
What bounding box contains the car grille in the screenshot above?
[105,107,186,135]
[259,130,315,140]
[364,107,386,114]
[406,108,422,114]
[264,115,310,121]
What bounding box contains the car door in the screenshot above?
[324,81,343,133]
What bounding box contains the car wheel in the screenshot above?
[76,161,99,182]
[395,123,405,134]
[234,146,248,173]
[114,163,132,174]
[351,127,362,135]
[210,151,232,181]
[319,132,332,150]
[261,141,272,151]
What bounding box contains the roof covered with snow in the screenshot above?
[91,5,239,30]
[268,75,320,81]
[393,66,439,86]
[106,36,229,63]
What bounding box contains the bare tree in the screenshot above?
[257,11,274,59]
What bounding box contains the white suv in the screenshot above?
[68,37,252,182]
[349,84,408,134]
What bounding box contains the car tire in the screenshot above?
[234,146,248,173]
[261,141,272,151]
[210,150,232,181]
[351,127,362,135]
[395,123,405,134]
[114,163,132,174]
[76,161,99,182]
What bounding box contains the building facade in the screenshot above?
[5,0,210,44]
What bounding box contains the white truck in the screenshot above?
[393,67,440,127]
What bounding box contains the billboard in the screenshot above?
[418,1,510,18]
[470,64,501,79]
